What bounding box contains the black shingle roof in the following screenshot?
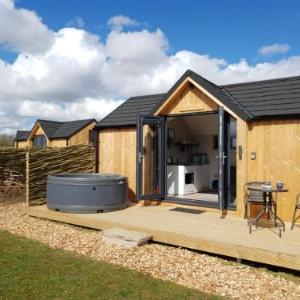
[37,120,62,137]
[222,75,300,118]
[36,119,96,139]
[97,94,165,127]
[15,130,31,141]
[152,70,251,120]
[96,70,300,128]
[50,119,96,138]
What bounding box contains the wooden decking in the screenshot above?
[27,204,300,271]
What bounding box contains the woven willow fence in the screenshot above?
[26,144,96,206]
[0,148,26,186]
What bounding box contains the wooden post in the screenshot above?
[26,150,29,207]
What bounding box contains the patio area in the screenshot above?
[27,204,300,271]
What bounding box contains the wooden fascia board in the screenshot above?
[27,121,40,141]
[189,78,241,121]
[154,79,188,116]
[28,121,49,143]
[154,77,242,122]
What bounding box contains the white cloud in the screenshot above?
[66,16,85,28]
[17,98,122,121]
[107,15,139,31]
[258,43,290,56]
[0,0,54,54]
[0,4,300,135]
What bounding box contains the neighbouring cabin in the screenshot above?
[14,130,31,148]
[95,70,300,223]
[14,119,97,149]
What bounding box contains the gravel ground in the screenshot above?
[0,198,299,299]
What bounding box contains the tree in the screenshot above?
[0,134,14,147]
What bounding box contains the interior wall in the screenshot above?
[195,135,218,188]
[183,114,219,135]
[167,118,193,163]
[166,114,219,189]
[184,114,219,189]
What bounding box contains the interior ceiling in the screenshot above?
[167,113,237,136]
[181,114,219,135]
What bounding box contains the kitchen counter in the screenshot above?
[167,164,210,196]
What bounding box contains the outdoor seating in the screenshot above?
[245,182,287,237]
[291,193,300,230]
[244,182,272,225]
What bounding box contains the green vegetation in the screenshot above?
[0,231,219,300]
[0,134,14,147]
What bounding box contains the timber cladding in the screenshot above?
[26,144,95,206]
[15,141,29,149]
[98,128,136,201]
[68,122,96,146]
[157,82,218,115]
[246,119,300,222]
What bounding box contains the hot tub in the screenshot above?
[46,173,129,213]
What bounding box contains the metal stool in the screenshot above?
[291,194,300,230]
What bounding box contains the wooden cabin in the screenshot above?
[14,130,31,148]
[15,119,97,148]
[95,70,300,223]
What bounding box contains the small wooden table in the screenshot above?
[248,185,287,237]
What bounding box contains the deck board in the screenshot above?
[27,204,300,271]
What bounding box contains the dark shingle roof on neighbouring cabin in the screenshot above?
[50,119,96,138]
[15,130,31,141]
[96,94,165,127]
[37,119,63,138]
[96,70,300,128]
[35,118,96,139]
[221,75,300,118]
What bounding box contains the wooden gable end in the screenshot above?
[28,122,47,140]
[155,80,218,116]
[27,122,48,147]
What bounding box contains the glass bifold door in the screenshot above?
[136,108,236,209]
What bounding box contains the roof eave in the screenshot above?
[95,123,136,130]
[152,70,252,121]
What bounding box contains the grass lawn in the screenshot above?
[0,230,220,300]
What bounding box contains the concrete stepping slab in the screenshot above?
[101,227,152,248]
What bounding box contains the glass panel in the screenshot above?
[228,116,237,207]
[141,123,160,196]
[33,134,47,148]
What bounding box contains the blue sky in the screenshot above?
[0,0,300,134]
[14,0,300,63]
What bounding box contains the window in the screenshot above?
[33,134,47,147]
[88,130,97,146]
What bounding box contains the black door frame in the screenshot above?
[136,115,166,200]
[164,111,221,208]
[136,110,236,210]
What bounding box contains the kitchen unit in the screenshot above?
[167,163,209,196]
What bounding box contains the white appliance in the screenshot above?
[167,164,209,196]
